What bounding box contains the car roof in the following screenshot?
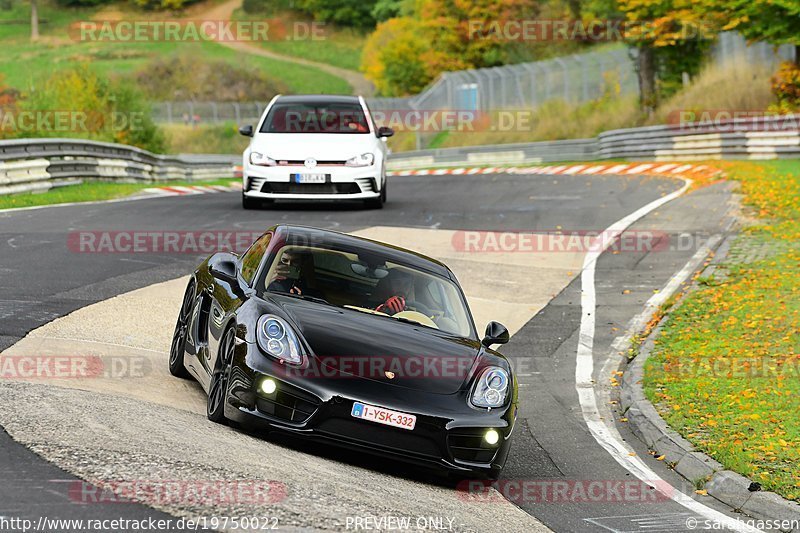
[273,95,363,105]
[276,225,454,280]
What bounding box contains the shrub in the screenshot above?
[771,61,800,112]
[134,54,288,102]
[131,0,200,10]
[12,66,165,152]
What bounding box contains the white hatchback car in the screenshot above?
[239,95,394,209]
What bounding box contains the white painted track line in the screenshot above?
[574,179,762,533]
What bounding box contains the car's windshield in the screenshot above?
[259,102,371,134]
[257,244,474,338]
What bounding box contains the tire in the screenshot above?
[207,326,235,424]
[168,281,195,379]
[242,194,259,209]
[364,180,386,209]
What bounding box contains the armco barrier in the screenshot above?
[387,114,800,169]
[2,113,798,194]
[0,139,238,195]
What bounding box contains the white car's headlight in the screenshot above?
[256,315,305,365]
[470,367,510,408]
[249,152,277,166]
[345,153,375,167]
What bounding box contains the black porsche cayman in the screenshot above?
[169,225,517,478]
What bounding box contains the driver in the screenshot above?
[374,270,415,314]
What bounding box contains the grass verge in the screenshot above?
[232,7,366,72]
[643,160,800,501]
[0,1,350,95]
[0,178,238,210]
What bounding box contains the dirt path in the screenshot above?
[202,0,374,96]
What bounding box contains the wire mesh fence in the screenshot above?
[714,32,796,67]
[151,32,797,127]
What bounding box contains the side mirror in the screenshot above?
[209,254,238,284]
[377,126,394,138]
[482,321,509,347]
[239,124,254,137]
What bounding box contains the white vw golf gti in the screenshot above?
[239,95,394,209]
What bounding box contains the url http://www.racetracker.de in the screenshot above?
[0,515,281,532]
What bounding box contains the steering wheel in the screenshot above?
[406,301,441,319]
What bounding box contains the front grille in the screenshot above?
[316,418,440,458]
[448,429,499,464]
[256,383,321,424]
[260,182,361,195]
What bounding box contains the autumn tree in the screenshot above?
[615,0,721,113]
[361,0,539,96]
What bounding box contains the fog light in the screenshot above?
[261,378,277,395]
[484,429,500,445]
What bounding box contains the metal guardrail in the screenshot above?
[0,139,238,195]
[386,138,599,169]
[2,114,797,195]
[387,114,800,169]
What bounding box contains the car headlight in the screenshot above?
[256,315,305,365]
[249,152,277,166]
[470,367,510,408]
[345,153,375,167]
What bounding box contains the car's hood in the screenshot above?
[251,133,376,161]
[270,294,481,394]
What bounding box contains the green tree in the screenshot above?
[296,0,378,29]
[362,17,435,95]
[704,0,799,66]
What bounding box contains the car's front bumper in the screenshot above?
[243,164,382,201]
[224,344,516,477]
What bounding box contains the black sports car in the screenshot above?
[169,225,517,478]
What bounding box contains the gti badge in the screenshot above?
[304,158,317,168]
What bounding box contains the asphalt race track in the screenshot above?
[0,172,752,532]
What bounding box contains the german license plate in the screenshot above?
[351,402,416,431]
[293,173,326,184]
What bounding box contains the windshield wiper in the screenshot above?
[395,316,425,326]
[273,292,333,306]
[380,314,427,327]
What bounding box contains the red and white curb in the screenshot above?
[141,183,242,197]
[388,163,718,179]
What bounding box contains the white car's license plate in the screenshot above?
[351,402,416,431]
[294,173,326,184]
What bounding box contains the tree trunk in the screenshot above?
[30,0,39,42]
[637,45,657,115]
[566,0,581,20]
[795,44,799,67]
